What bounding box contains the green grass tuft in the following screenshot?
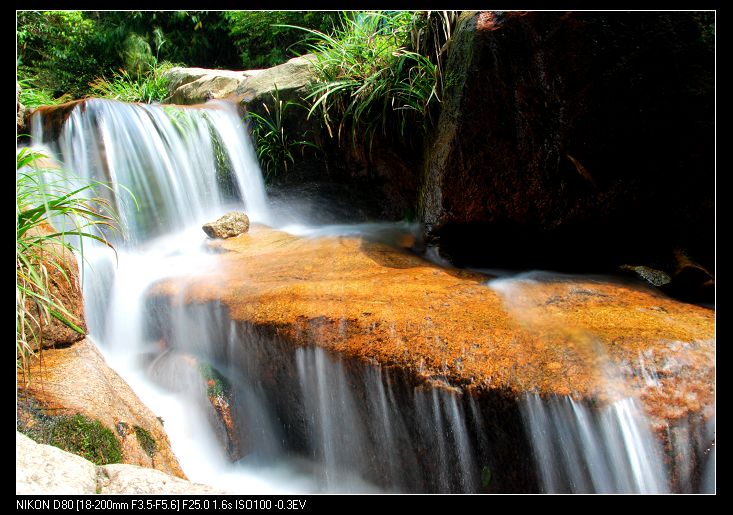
[89,60,172,104]
[282,11,456,151]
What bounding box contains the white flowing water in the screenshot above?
[27,98,713,493]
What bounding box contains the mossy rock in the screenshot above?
[133,425,158,458]
[19,409,122,466]
[198,362,230,398]
[49,414,122,465]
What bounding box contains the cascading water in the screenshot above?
[27,98,713,494]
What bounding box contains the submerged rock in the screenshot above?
[202,211,250,239]
[17,337,185,479]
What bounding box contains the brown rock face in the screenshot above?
[202,211,250,239]
[19,223,87,351]
[420,11,714,276]
[151,226,714,429]
[17,82,27,135]
[17,338,186,479]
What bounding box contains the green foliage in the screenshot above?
[16,147,121,375]
[17,11,119,98]
[133,425,158,458]
[248,88,320,180]
[17,11,240,100]
[223,11,339,69]
[289,11,456,150]
[17,77,70,109]
[90,60,173,104]
[104,11,240,70]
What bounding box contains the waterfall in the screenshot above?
[25,98,713,494]
[32,98,270,244]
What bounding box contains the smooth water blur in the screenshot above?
[32,98,270,244]
[520,394,668,493]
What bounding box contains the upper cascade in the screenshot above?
[30,98,270,245]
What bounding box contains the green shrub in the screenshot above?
[248,87,320,180]
[17,11,119,99]
[287,11,455,151]
[17,77,70,109]
[223,11,339,69]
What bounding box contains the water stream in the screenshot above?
[27,98,714,494]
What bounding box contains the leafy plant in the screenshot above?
[283,11,455,151]
[223,11,339,69]
[17,77,70,109]
[248,87,319,180]
[89,59,173,104]
[16,146,122,376]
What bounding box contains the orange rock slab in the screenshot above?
[151,226,715,427]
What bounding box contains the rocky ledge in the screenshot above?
[17,337,185,479]
[150,225,714,431]
[17,432,226,494]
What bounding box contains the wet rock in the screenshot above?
[29,99,86,144]
[144,351,242,462]
[420,11,714,275]
[151,226,715,430]
[202,211,250,239]
[17,337,186,479]
[619,264,672,287]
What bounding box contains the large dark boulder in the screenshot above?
[419,11,714,278]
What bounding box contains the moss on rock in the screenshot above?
[48,414,122,465]
[133,425,158,458]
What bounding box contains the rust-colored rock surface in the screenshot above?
[20,223,87,351]
[151,226,714,429]
[17,338,186,479]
